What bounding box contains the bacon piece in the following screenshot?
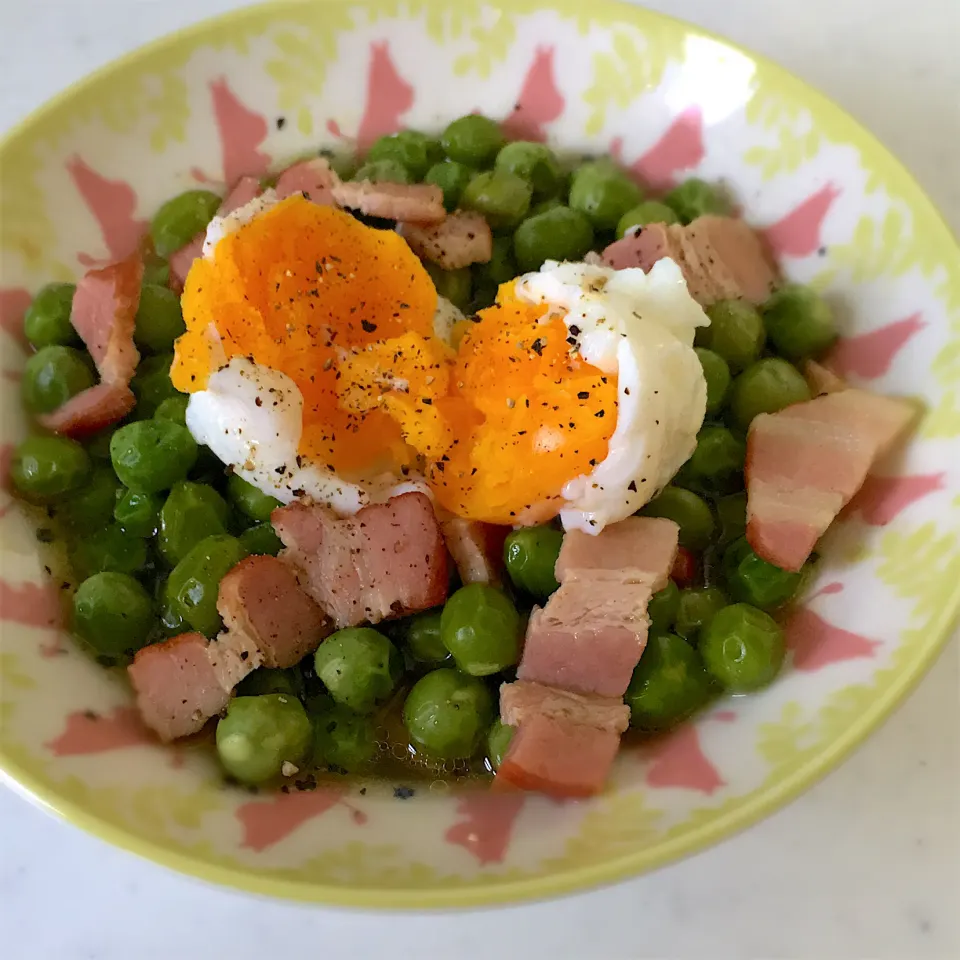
[128,631,261,742]
[38,381,135,436]
[803,359,846,397]
[331,180,446,224]
[440,517,507,586]
[217,555,332,668]
[274,158,339,206]
[746,389,916,571]
[500,680,630,733]
[602,222,676,272]
[399,211,492,270]
[272,492,449,627]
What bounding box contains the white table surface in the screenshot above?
[1,1,958,957]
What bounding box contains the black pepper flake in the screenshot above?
[276,116,286,129]
[577,391,590,400]
[35,528,54,543]
[628,480,637,492]
[254,396,263,407]
[361,319,377,333]
[393,785,415,800]
[531,338,545,356]
[595,410,605,418]
[569,325,581,336]
[421,397,432,405]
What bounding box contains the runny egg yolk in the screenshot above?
[171,197,438,479]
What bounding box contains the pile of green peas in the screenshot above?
[10,113,837,787]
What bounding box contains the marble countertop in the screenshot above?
[1,1,958,957]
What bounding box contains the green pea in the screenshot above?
[675,587,728,642]
[131,353,178,418]
[401,609,451,666]
[403,668,494,759]
[313,627,403,714]
[237,667,304,699]
[11,436,90,502]
[73,571,154,657]
[503,526,563,599]
[569,158,622,187]
[716,493,747,546]
[461,171,532,231]
[60,464,121,534]
[695,347,732,416]
[440,584,521,676]
[141,257,170,288]
[476,235,517,287]
[311,705,377,772]
[158,480,230,565]
[441,114,504,167]
[154,395,189,425]
[84,428,116,461]
[640,485,715,552]
[216,694,312,785]
[150,190,222,258]
[70,523,147,580]
[425,263,472,311]
[513,205,595,272]
[23,283,78,349]
[164,534,248,636]
[110,419,197,494]
[663,178,730,224]
[424,160,473,211]
[134,284,185,354]
[225,473,281,524]
[625,633,716,731]
[114,488,162,538]
[366,130,442,180]
[615,200,679,238]
[729,358,811,432]
[677,425,745,495]
[722,537,804,610]
[486,719,515,771]
[352,158,411,184]
[470,281,499,313]
[528,196,564,218]
[239,522,282,557]
[762,283,837,361]
[700,603,784,692]
[21,346,95,415]
[495,141,562,198]
[568,168,643,231]
[648,580,680,633]
[703,301,766,373]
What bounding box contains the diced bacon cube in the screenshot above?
[500,680,630,733]
[399,211,493,270]
[274,158,339,206]
[440,517,508,586]
[331,181,446,224]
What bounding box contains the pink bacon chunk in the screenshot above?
[746,388,916,571]
[39,252,142,436]
[274,157,339,206]
[217,555,332,669]
[331,180,446,225]
[399,211,493,270]
[128,631,261,742]
[500,680,630,733]
[272,492,449,628]
[440,517,508,586]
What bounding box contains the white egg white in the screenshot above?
[515,258,709,534]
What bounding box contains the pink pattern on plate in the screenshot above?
[785,583,881,671]
[67,155,148,266]
[501,47,564,142]
[45,706,154,756]
[444,791,526,865]
[0,287,31,351]
[612,106,705,191]
[761,184,840,258]
[847,473,945,526]
[643,724,725,794]
[193,78,271,185]
[827,313,925,380]
[0,579,62,629]
[236,787,365,852]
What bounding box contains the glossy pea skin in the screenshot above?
[503,526,563,600]
[722,536,804,610]
[365,130,442,181]
[60,464,121,534]
[21,346,95,415]
[237,667,304,699]
[313,627,403,714]
[70,523,148,580]
[675,587,728,642]
[695,347,732,416]
[134,284,185,354]
[114,488,162,538]
[615,200,680,239]
[729,358,811,432]
[647,579,681,634]
[403,668,494,759]
[141,258,170,288]
[461,171,532,231]
[486,719,515,771]
[131,353,179,417]
[625,632,716,731]
[226,473,281,523]
[311,705,377,772]
[640,485,715,552]
[72,571,154,657]
[401,609,451,666]
[164,534,248,637]
[352,158,411,184]
[158,480,230,565]
[677,425,745,495]
[11,436,90,502]
[702,300,766,373]
[110,419,197,494]
[699,603,785,692]
[716,493,747,546]
[425,263,472,311]
[663,178,730,224]
[440,584,522,676]
[424,160,473,211]
[762,283,837,360]
[513,205,595,273]
[239,522,283,557]
[495,141,562,198]
[568,168,643,231]
[154,395,189,425]
[150,190,222,258]
[441,114,504,167]
[23,283,78,349]
[216,694,312,785]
